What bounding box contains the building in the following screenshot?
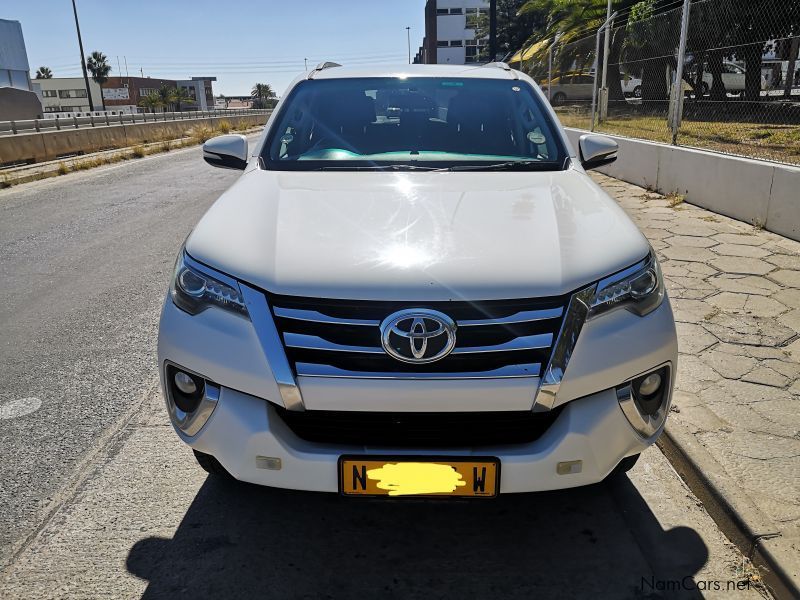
[0,18,44,120]
[101,75,216,112]
[33,77,103,114]
[0,19,32,90]
[101,76,177,113]
[176,77,216,111]
[417,0,489,65]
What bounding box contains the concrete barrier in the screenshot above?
[0,113,268,167]
[566,128,800,243]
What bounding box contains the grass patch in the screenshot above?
[666,192,685,208]
[131,145,146,158]
[555,107,800,165]
[217,119,232,134]
[57,162,69,175]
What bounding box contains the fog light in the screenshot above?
[174,371,198,395]
[637,372,662,397]
[617,366,672,438]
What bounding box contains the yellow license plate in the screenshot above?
[339,456,499,498]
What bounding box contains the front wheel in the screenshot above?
[551,92,566,106]
[633,85,641,98]
[193,449,234,479]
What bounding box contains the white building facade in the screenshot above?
[434,0,489,65]
[32,77,104,115]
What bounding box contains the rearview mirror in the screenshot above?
[203,134,248,170]
[578,134,618,171]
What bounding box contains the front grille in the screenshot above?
[267,294,568,378]
[275,406,563,447]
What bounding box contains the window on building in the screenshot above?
[437,40,450,47]
[44,106,60,112]
[449,8,463,14]
[42,90,58,97]
[466,8,479,27]
[58,89,88,99]
[436,8,448,14]
[450,39,463,47]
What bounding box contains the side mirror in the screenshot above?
[578,134,618,171]
[203,134,248,170]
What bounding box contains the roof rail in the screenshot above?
[307,61,342,79]
[482,61,518,79]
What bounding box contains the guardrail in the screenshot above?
[0,108,272,137]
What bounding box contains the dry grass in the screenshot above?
[3,120,264,186]
[666,192,685,208]
[556,109,800,165]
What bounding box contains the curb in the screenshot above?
[658,419,799,599]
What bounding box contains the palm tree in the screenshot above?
[173,87,195,112]
[86,51,111,110]
[138,92,162,113]
[35,66,53,79]
[251,83,275,109]
[157,85,178,112]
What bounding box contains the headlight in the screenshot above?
[170,251,249,319]
[590,250,664,317]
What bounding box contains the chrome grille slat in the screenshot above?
[273,306,380,326]
[458,307,564,326]
[295,362,541,379]
[269,293,568,380]
[451,333,552,354]
[283,332,384,354]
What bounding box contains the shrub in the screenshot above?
[132,145,146,158]
[57,162,69,175]
[217,119,232,134]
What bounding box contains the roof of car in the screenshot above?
[308,63,518,81]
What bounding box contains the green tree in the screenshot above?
[173,87,195,112]
[138,92,162,113]
[157,85,178,112]
[35,66,53,79]
[251,83,275,109]
[474,0,548,63]
[86,51,111,110]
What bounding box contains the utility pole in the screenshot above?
[489,0,497,60]
[304,57,308,71]
[71,0,94,111]
[406,27,411,64]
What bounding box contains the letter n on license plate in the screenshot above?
[339,456,499,498]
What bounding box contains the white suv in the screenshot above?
[158,63,677,498]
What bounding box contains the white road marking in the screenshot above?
[0,397,42,420]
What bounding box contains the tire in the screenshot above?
[633,85,641,98]
[551,92,566,106]
[700,82,709,96]
[607,453,641,480]
[193,449,234,479]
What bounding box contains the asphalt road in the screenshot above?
[0,146,764,598]
[0,143,243,568]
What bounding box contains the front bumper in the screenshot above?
[184,385,653,493]
[157,289,678,493]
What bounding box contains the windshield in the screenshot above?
[262,77,567,171]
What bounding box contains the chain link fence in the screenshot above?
[516,0,800,165]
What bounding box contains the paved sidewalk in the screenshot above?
[592,172,800,589]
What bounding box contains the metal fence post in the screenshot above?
[90,113,95,127]
[35,119,40,132]
[591,13,617,131]
[670,0,691,145]
[11,121,17,135]
[73,116,79,129]
[55,116,61,131]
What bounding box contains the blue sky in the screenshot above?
[4,0,427,95]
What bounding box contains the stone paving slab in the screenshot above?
[592,172,800,590]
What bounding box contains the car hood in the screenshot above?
[186,168,649,301]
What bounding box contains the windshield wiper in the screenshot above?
[447,161,559,172]
[315,164,443,171]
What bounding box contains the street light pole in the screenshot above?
[70,0,95,112]
[304,57,308,71]
[406,27,411,64]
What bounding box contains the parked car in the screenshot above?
[694,61,768,96]
[158,63,677,498]
[621,74,642,98]
[540,71,595,105]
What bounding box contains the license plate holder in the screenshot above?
[338,455,500,498]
